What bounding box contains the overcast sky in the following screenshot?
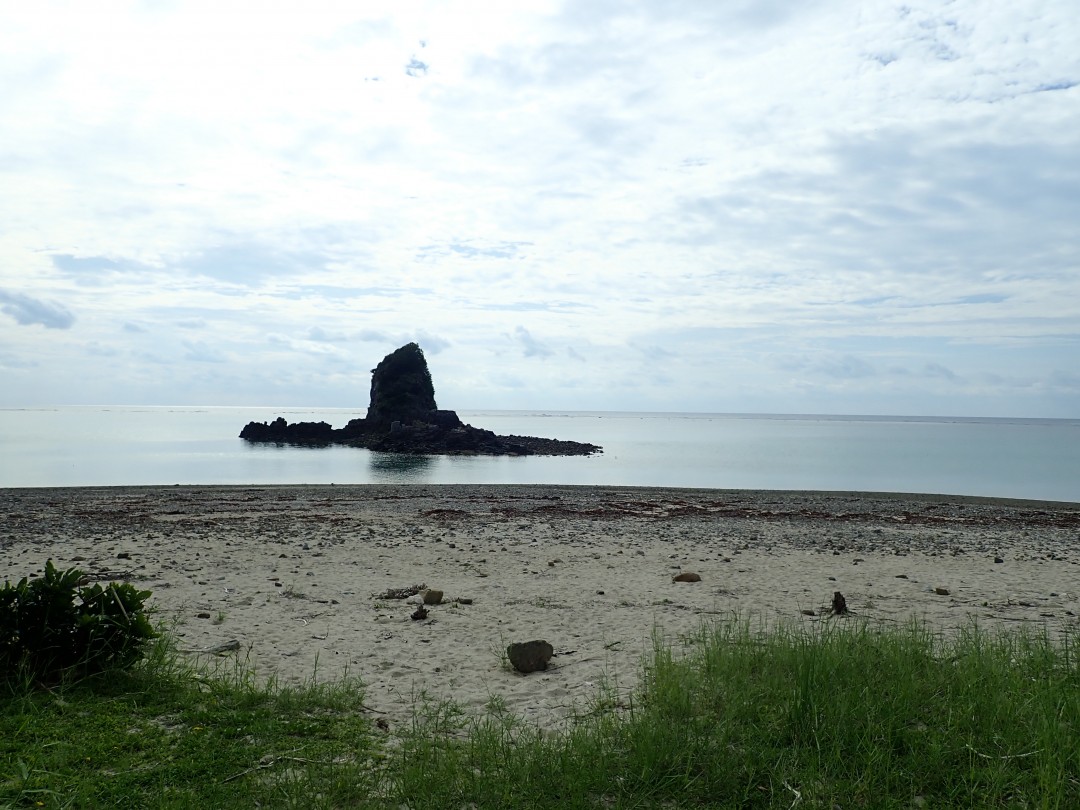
[2,1,1078,417]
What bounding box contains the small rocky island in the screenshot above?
[240,343,602,456]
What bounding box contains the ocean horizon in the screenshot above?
[1,406,1077,503]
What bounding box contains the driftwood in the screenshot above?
[375,584,426,600]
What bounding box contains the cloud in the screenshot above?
[1047,370,1080,390]
[355,329,394,343]
[50,247,324,289]
[405,57,429,77]
[512,326,554,358]
[183,341,226,363]
[475,301,589,313]
[417,240,532,261]
[923,362,961,382]
[0,289,75,329]
[86,342,120,357]
[51,254,129,274]
[0,1,1077,416]
[1033,80,1078,93]
[415,332,451,354]
[307,326,347,342]
[182,245,316,285]
[817,355,876,380]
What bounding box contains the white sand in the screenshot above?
[2,485,1077,731]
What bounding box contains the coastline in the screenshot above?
[3,484,1078,730]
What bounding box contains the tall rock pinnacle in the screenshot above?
[365,342,438,432]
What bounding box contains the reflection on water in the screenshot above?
[368,452,436,482]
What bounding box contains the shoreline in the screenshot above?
[3,485,1078,730]
[4,481,1078,508]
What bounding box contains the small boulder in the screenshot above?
[672,572,702,583]
[934,587,950,596]
[831,591,849,615]
[423,589,444,605]
[506,640,554,673]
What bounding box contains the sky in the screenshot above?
[2,1,1078,418]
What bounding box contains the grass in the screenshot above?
[3,617,1078,808]
[0,637,381,808]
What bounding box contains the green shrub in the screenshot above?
[0,560,157,682]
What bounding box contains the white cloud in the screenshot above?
[0,0,1077,415]
[512,325,554,358]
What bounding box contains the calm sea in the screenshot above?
[1,407,1077,502]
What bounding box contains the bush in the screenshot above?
[0,560,157,682]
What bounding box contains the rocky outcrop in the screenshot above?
[238,417,335,443]
[239,343,601,457]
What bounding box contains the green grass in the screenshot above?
[3,618,1078,808]
[0,638,382,808]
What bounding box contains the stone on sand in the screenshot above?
[507,640,554,673]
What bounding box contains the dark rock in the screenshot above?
[507,640,554,673]
[422,589,443,605]
[239,416,335,444]
[410,605,428,621]
[831,591,849,615]
[672,572,702,583]
[994,556,1004,564]
[934,587,950,596]
[367,343,437,432]
[240,343,601,457]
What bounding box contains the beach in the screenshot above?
[2,485,1078,731]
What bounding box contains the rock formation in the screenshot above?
[240,342,601,457]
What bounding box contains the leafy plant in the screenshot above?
[0,560,157,682]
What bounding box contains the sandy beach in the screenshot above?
[2,485,1078,731]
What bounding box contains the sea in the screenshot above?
[1,407,1077,503]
